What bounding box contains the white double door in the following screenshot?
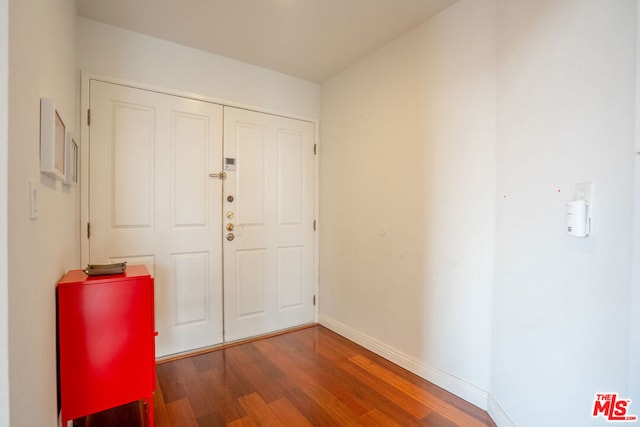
[88,81,315,357]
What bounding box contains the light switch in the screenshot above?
[29,181,38,220]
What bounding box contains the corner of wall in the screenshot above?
[487,395,516,427]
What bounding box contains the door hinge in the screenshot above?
[87,109,91,126]
[87,222,91,239]
[313,219,317,231]
[313,295,316,306]
[314,144,317,155]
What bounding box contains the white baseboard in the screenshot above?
[319,314,490,411]
[487,395,516,427]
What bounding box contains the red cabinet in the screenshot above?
[57,265,156,426]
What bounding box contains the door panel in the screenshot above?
[236,249,267,317]
[172,252,209,325]
[278,246,304,309]
[223,107,315,341]
[89,81,224,357]
[172,112,210,227]
[236,123,267,225]
[112,103,154,229]
[278,130,304,225]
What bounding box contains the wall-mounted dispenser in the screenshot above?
[566,182,592,238]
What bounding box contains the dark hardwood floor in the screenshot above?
[77,325,496,427]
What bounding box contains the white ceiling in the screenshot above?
[76,0,459,83]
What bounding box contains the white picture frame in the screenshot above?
[63,130,78,186]
[40,98,66,181]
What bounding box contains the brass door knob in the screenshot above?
[226,223,235,231]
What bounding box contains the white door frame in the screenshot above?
[79,71,320,326]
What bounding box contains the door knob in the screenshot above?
[226,223,235,231]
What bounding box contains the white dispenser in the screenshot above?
[566,199,589,237]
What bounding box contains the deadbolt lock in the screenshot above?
[226,233,235,241]
[226,211,234,219]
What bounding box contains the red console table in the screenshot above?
[57,264,156,426]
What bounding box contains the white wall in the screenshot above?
[319,0,496,407]
[320,0,638,426]
[77,17,320,120]
[492,1,636,426]
[630,0,640,405]
[0,0,9,424]
[631,145,640,409]
[8,0,79,425]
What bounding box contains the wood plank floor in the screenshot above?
[77,325,496,427]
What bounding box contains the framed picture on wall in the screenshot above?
[63,130,78,186]
[40,98,66,181]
